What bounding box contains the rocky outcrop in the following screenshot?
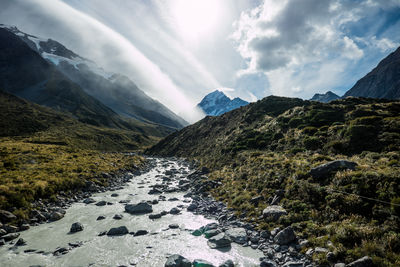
[309,160,357,178]
[263,206,287,222]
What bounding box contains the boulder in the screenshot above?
[193,259,215,267]
[346,256,373,267]
[149,213,162,219]
[0,229,7,236]
[19,224,30,231]
[49,212,64,221]
[0,210,16,223]
[165,254,192,267]
[125,202,153,214]
[260,260,278,267]
[107,226,129,236]
[262,206,287,222]
[274,226,296,245]
[2,232,19,241]
[134,230,148,236]
[70,222,84,233]
[187,203,198,211]
[225,227,248,244]
[207,233,231,249]
[95,201,107,206]
[219,259,234,267]
[83,198,96,204]
[310,160,357,178]
[170,207,181,214]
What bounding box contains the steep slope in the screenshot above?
[1,25,187,129]
[344,46,400,99]
[148,96,400,266]
[197,90,249,116]
[310,91,340,102]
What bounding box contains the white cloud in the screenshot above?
[231,0,392,98]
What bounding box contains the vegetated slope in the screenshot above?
[0,90,163,150]
[344,46,400,99]
[0,90,150,218]
[2,24,187,129]
[148,96,400,266]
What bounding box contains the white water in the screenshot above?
[0,158,263,267]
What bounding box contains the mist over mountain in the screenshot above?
[1,24,187,129]
[197,90,249,116]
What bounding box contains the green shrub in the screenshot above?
[304,136,321,150]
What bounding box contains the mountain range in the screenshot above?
[311,46,400,102]
[196,90,248,116]
[0,24,187,129]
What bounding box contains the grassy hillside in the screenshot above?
[0,90,156,219]
[148,96,400,266]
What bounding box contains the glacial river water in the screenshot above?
[0,158,263,267]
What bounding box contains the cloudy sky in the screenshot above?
[1,0,399,121]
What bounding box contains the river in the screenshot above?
[0,158,263,267]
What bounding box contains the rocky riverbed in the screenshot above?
[0,158,273,266]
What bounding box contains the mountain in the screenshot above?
[310,91,340,102]
[1,24,187,129]
[197,90,249,116]
[344,46,400,99]
[0,90,165,150]
[148,96,400,265]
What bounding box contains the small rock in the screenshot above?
[20,224,30,231]
[53,247,69,256]
[98,231,107,236]
[0,229,7,236]
[193,259,215,267]
[107,226,129,236]
[326,252,335,262]
[111,193,119,197]
[334,264,345,267]
[97,216,106,220]
[219,259,234,267]
[262,206,287,222]
[169,224,179,229]
[282,262,304,267]
[346,256,373,267]
[70,222,84,233]
[15,238,26,246]
[164,254,191,267]
[0,239,5,246]
[274,226,296,245]
[113,214,123,220]
[204,229,221,239]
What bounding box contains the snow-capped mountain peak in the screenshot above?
[197,90,249,116]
